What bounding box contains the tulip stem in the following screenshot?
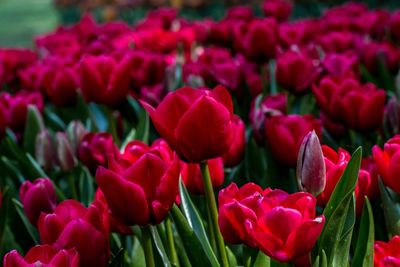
[166,216,180,267]
[142,226,155,267]
[200,162,229,267]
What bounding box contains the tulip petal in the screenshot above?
[176,95,233,162]
[96,167,149,225]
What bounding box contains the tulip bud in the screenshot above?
[296,130,326,196]
[385,96,400,134]
[35,130,56,170]
[19,178,57,226]
[66,120,87,153]
[55,132,77,172]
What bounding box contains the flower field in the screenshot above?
[1,0,400,266]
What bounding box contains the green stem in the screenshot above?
[142,225,155,267]
[166,216,180,267]
[200,162,229,267]
[67,173,78,200]
[206,205,217,253]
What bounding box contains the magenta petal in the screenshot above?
[261,207,302,242]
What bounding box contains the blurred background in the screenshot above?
[1,0,400,48]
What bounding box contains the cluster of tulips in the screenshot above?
[3,0,400,266]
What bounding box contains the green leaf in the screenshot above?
[78,165,94,206]
[1,157,25,184]
[150,226,172,267]
[226,246,238,267]
[44,107,66,131]
[313,250,327,267]
[89,103,108,132]
[131,236,146,267]
[252,251,270,267]
[12,198,39,245]
[26,153,47,178]
[352,198,374,267]
[318,148,361,266]
[170,205,217,267]
[121,128,136,151]
[23,105,45,155]
[331,195,355,267]
[378,178,400,237]
[128,96,149,144]
[179,181,219,267]
[323,147,362,222]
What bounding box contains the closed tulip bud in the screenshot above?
[35,130,55,170]
[296,131,326,196]
[19,178,57,226]
[56,132,77,172]
[66,120,87,153]
[3,245,79,267]
[385,96,400,135]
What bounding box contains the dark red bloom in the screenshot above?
[0,48,37,86]
[3,245,79,267]
[264,114,322,166]
[312,76,385,131]
[141,85,235,163]
[79,54,131,106]
[276,50,317,94]
[38,200,109,267]
[96,139,180,225]
[218,182,263,247]
[241,19,278,62]
[374,236,400,267]
[77,132,120,174]
[262,0,292,22]
[222,115,245,167]
[19,178,57,226]
[373,135,400,194]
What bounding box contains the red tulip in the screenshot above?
[38,200,109,267]
[276,50,317,94]
[374,236,400,267]
[262,0,292,22]
[141,85,234,163]
[321,52,359,79]
[222,115,245,167]
[0,91,43,132]
[19,178,57,226]
[318,146,378,215]
[317,31,355,53]
[218,182,263,247]
[390,11,400,43]
[42,63,78,107]
[360,41,400,74]
[242,19,278,62]
[95,189,132,235]
[181,157,224,195]
[0,48,37,86]
[250,93,287,144]
[77,132,120,173]
[264,114,322,166]
[96,139,180,225]
[3,245,79,267]
[312,76,385,131]
[79,54,131,106]
[373,135,400,194]
[247,189,325,262]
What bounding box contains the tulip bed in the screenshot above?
[2,1,400,266]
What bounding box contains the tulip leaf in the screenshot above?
[11,198,39,245]
[173,227,192,267]
[312,250,327,267]
[0,187,10,251]
[44,107,66,131]
[226,246,238,267]
[89,103,108,132]
[23,105,45,155]
[131,236,146,267]
[78,164,94,206]
[352,197,374,267]
[128,96,149,144]
[378,179,400,237]
[150,226,172,267]
[121,128,136,151]
[179,181,220,267]
[171,205,218,267]
[323,147,361,222]
[1,157,25,184]
[252,251,270,267]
